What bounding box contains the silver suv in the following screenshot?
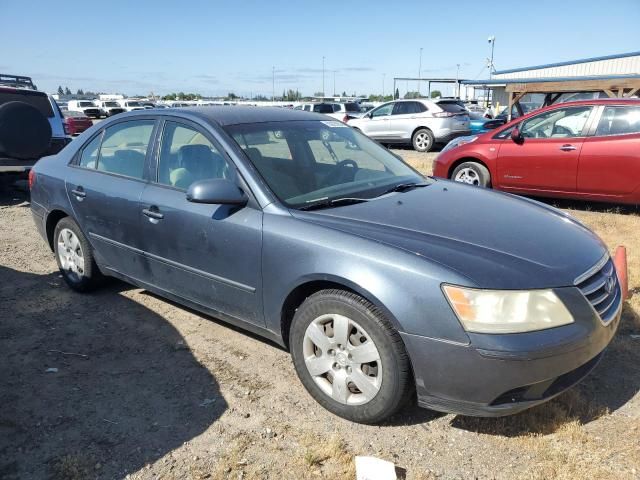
[347,99,471,152]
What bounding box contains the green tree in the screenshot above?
[395,88,400,99]
[404,91,420,99]
[57,86,64,95]
[76,89,84,95]
[64,87,71,95]
[226,92,238,100]
[430,90,442,98]
[162,93,177,101]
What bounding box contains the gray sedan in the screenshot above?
[29,107,621,423]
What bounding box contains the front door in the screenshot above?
[387,101,425,139]
[65,119,157,279]
[362,102,394,140]
[138,120,264,326]
[497,105,593,193]
[577,105,640,198]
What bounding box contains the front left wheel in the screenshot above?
[290,289,413,424]
[53,217,104,292]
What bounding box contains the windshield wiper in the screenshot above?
[376,182,430,197]
[297,197,370,211]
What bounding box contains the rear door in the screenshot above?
[497,105,594,193]
[577,105,640,198]
[388,101,425,139]
[138,119,264,326]
[65,118,158,279]
[362,102,394,139]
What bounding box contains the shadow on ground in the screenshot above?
[451,304,640,437]
[0,175,30,208]
[0,266,226,479]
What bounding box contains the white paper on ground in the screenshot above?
[355,456,397,480]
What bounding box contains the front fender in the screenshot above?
[261,214,471,345]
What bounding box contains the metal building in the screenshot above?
[461,51,640,117]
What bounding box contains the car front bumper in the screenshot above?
[401,286,622,416]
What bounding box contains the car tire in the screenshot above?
[290,289,413,424]
[0,101,52,159]
[412,128,434,152]
[451,161,491,187]
[53,217,104,293]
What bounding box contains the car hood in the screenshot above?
[292,180,607,289]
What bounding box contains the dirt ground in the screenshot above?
[1,151,639,480]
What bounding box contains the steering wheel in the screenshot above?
[322,159,359,187]
[552,125,573,137]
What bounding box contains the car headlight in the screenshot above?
[442,285,574,334]
[441,135,478,153]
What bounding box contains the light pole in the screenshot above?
[382,73,385,98]
[322,56,325,97]
[456,63,460,98]
[333,70,336,97]
[488,36,496,78]
[272,66,275,102]
[417,47,423,95]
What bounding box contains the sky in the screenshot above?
[2,0,640,98]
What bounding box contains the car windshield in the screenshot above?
[313,104,334,114]
[65,111,87,118]
[225,120,426,209]
[78,101,94,107]
[104,101,119,107]
[345,103,362,112]
[127,101,142,106]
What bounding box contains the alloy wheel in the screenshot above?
[454,167,480,185]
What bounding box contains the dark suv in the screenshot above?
[0,74,70,173]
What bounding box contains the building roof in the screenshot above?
[493,51,640,76]
[461,73,640,86]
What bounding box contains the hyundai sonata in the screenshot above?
[29,107,622,423]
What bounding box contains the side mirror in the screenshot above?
[367,112,373,119]
[186,178,248,206]
[511,125,524,144]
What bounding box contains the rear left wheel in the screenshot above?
[290,289,413,424]
[53,217,104,292]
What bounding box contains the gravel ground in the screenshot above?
[1,152,639,480]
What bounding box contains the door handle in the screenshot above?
[142,207,164,220]
[71,187,86,199]
[559,144,577,151]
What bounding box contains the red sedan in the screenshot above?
[63,111,93,136]
[433,99,640,205]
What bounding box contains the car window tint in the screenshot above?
[392,102,410,115]
[0,91,54,118]
[595,106,640,136]
[371,103,394,117]
[96,120,154,179]
[157,122,230,189]
[521,106,592,139]
[79,133,102,168]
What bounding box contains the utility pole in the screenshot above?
[322,56,325,97]
[417,47,423,95]
[382,73,385,98]
[456,63,460,98]
[272,66,275,102]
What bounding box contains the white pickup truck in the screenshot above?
[116,99,147,112]
[94,100,125,117]
[67,100,102,118]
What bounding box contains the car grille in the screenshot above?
[574,256,621,325]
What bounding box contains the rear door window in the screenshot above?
[79,133,102,168]
[595,106,640,136]
[96,120,155,179]
[0,90,54,117]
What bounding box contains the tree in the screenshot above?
[430,90,442,99]
[404,91,421,99]
[76,89,84,95]
[313,91,324,97]
[57,86,64,95]
[226,92,238,100]
[342,91,347,97]
[395,88,400,99]
[64,87,71,95]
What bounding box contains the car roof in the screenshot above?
[158,106,329,126]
